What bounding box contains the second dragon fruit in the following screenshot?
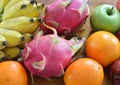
[40,0,89,35]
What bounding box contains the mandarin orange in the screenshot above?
[85,31,120,67]
[0,61,28,85]
[64,58,104,85]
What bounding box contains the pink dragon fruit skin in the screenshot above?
[22,31,85,79]
[40,0,89,35]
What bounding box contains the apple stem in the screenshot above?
[108,7,114,15]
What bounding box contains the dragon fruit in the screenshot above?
[40,0,89,35]
[22,23,85,79]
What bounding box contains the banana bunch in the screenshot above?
[0,0,44,61]
[0,32,34,61]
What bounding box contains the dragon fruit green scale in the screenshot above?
[40,0,89,35]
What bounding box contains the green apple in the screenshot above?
[90,4,120,33]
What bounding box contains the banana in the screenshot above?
[0,28,24,47]
[0,34,7,50]
[2,0,44,20]
[0,0,10,13]
[33,27,40,36]
[18,33,34,49]
[4,0,23,11]
[0,13,2,22]
[30,2,44,18]
[4,0,33,11]
[3,46,21,59]
[0,50,7,61]
[27,17,41,33]
[0,16,40,33]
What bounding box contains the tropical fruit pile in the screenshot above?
[1,0,120,85]
[0,0,90,85]
[0,0,91,84]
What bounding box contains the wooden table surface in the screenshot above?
[28,0,117,85]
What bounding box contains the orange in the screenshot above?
[85,31,120,67]
[0,61,28,85]
[64,58,104,85]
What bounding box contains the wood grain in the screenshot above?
[28,0,118,85]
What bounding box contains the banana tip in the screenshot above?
[2,41,7,46]
[21,36,25,41]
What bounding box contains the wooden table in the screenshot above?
[28,0,117,85]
